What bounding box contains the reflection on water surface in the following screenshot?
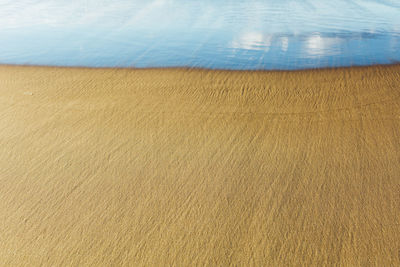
[0,0,399,69]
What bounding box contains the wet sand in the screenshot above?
[0,65,399,266]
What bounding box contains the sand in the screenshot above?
[0,64,399,266]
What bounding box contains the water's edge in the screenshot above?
[2,62,400,73]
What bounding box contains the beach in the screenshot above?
[0,64,399,265]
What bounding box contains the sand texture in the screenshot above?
[0,65,399,266]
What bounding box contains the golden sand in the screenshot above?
[0,65,399,266]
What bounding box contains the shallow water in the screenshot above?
[0,0,399,70]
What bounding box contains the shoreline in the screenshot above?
[1,62,400,73]
[1,64,399,266]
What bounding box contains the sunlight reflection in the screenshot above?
[230,32,271,51]
[306,34,342,56]
[0,0,399,69]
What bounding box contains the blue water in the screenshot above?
[0,0,399,70]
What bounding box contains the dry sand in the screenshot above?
[0,65,399,266]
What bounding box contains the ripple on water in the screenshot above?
[0,0,399,69]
